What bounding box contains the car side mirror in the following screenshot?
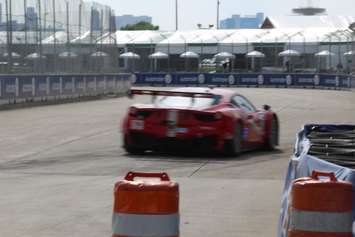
[263,104,271,111]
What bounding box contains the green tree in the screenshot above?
[120,21,159,31]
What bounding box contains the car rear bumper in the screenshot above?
[126,130,223,152]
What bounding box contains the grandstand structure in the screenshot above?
[0,1,354,74]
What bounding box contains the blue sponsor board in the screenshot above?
[206,73,237,86]
[2,76,17,98]
[35,76,48,97]
[96,76,106,92]
[49,76,61,96]
[106,76,116,92]
[176,73,200,85]
[0,74,131,102]
[339,75,351,88]
[86,75,96,93]
[18,76,33,98]
[133,73,355,90]
[62,76,74,95]
[120,74,130,82]
[264,74,291,86]
[136,73,169,85]
[238,74,262,86]
[75,76,86,94]
[293,74,316,86]
[319,75,337,87]
[0,77,3,99]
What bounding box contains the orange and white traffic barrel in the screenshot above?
[112,172,179,237]
[288,171,353,237]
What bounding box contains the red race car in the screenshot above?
[122,87,279,155]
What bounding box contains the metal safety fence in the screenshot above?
[132,72,355,90]
[0,73,131,105]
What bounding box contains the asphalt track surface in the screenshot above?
[0,88,354,237]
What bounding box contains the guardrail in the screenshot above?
[132,73,355,89]
[0,74,131,105]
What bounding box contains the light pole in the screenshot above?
[38,0,43,73]
[179,34,187,71]
[175,0,178,31]
[216,0,220,30]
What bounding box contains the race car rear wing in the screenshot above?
[128,88,221,99]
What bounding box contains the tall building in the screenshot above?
[220,12,264,29]
[26,7,38,31]
[116,15,152,30]
[91,8,101,31]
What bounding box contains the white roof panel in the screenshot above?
[263,15,355,29]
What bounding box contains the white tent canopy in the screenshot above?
[246,51,265,58]
[214,52,236,60]
[91,51,108,57]
[180,51,199,59]
[279,49,301,57]
[119,52,141,59]
[58,51,78,58]
[344,51,355,56]
[149,52,169,59]
[3,52,21,58]
[315,50,335,57]
[26,53,47,60]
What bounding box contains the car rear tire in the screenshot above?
[266,117,279,150]
[224,123,242,156]
[123,135,145,155]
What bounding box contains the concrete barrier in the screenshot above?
[132,73,355,90]
[0,74,131,106]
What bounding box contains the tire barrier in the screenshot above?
[112,172,179,237]
[0,74,132,105]
[288,171,353,237]
[278,124,355,237]
[307,128,355,168]
[133,73,354,90]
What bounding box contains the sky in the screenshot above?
[95,0,355,30]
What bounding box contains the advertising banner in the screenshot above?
[205,73,237,86]
[2,77,17,98]
[49,76,61,96]
[0,77,3,99]
[75,76,86,94]
[96,76,106,93]
[106,76,116,93]
[62,76,74,95]
[238,74,263,86]
[18,76,34,98]
[86,75,97,93]
[133,73,354,90]
[34,76,48,97]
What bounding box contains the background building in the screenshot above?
[115,15,152,30]
[220,13,264,29]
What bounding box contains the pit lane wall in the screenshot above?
[0,74,131,105]
[132,73,355,89]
